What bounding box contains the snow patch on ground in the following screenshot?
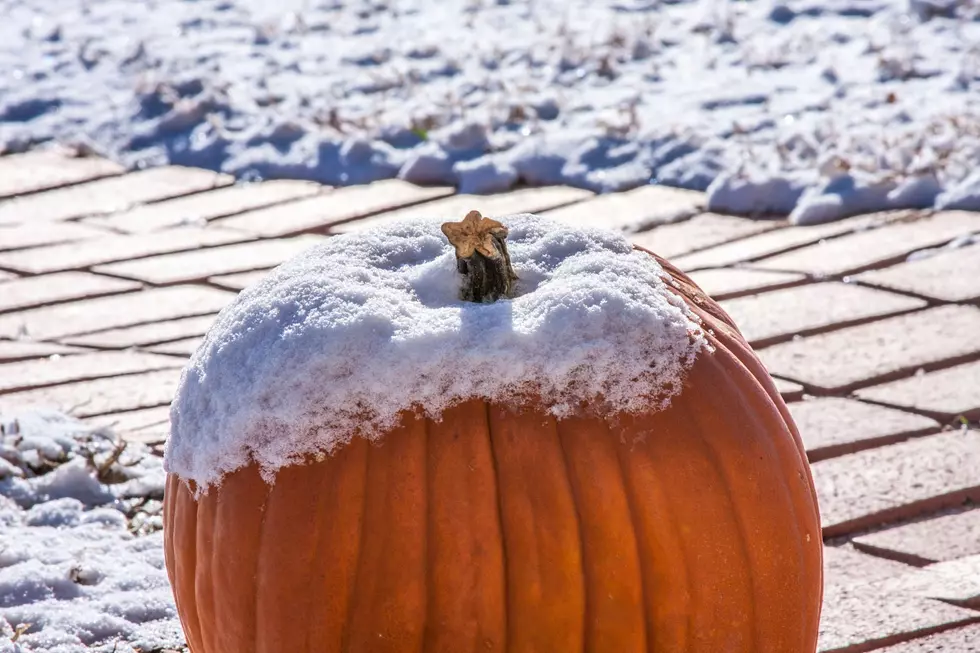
[0,410,184,653]
[1,0,978,222]
[166,214,707,489]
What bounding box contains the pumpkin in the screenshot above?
[163,211,822,653]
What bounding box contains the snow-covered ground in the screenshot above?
[0,411,185,653]
[1,0,979,222]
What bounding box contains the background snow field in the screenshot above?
[1,0,979,221]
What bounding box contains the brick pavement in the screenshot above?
[0,150,977,651]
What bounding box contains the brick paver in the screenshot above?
[214,179,453,237]
[719,282,925,347]
[62,315,216,350]
[772,376,804,401]
[880,554,980,608]
[0,149,124,199]
[0,166,233,225]
[0,351,182,394]
[853,244,980,303]
[0,340,85,363]
[0,221,108,252]
[686,267,805,300]
[93,235,326,285]
[0,226,251,275]
[789,397,938,462]
[147,337,202,357]
[669,211,902,271]
[876,623,980,652]
[0,270,14,281]
[759,305,980,392]
[818,586,979,653]
[208,270,268,291]
[630,212,779,259]
[541,184,706,231]
[331,185,593,234]
[820,544,980,653]
[854,361,980,421]
[0,368,180,418]
[86,405,172,441]
[0,272,141,314]
[751,211,980,277]
[811,430,980,537]
[85,179,324,234]
[854,508,980,565]
[0,286,234,340]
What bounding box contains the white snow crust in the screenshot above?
[165,214,708,489]
[1,0,979,222]
[0,410,184,653]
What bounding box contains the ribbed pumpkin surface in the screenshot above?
[163,252,823,653]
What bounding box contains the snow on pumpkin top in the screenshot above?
[164,213,708,489]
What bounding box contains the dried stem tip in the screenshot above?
[441,210,517,303]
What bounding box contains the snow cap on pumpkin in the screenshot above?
[164,214,708,489]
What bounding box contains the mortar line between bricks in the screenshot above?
[304,192,460,235]
[53,176,236,223]
[696,275,811,301]
[822,486,980,539]
[0,286,144,317]
[765,349,980,397]
[0,167,128,202]
[0,366,182,397]
[81,186,337,237]
[747,306,929,350]
[44,310,222,341]
[805,425,943,464]
[820,616,980,653]
[847,395,980,429]
[849,540,938,568]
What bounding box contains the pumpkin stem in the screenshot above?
[441,210,518,303]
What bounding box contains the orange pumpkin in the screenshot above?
[163,212,822,653]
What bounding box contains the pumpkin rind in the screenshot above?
[164,244,822,653]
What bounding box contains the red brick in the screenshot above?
[879,555,980,609]
[811,430,980,537]
[331,185,593,234]
[874,623,980,651]
[0,340,86,363]
[0,369,179,418]
[214,179,453,237]
[0,226,251,274]
[0,221,108,252]
[0,286,234,340]
[789,398,938,462]
[686,267,805,300]
[854,508,980,565]
[752,211,980,277]
[631,213,779,259]
[208,270,269,291]
[62,315,216,349]
[92,235,325,285]
[818,585,979,653]
[0,149,124,199]
[853,244,980,303]
[0,272,141,314]
[85,179,324,234]
[540,185,706,231]
[0,351,182,394]
[758,305,980,393]
[0,166,233,225]
[856,361,980,422]
[670,211,901,271]
[720,282,925,347]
